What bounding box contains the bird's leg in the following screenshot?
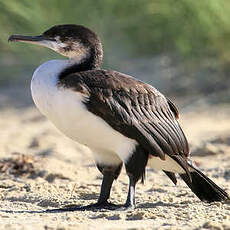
[94,163,122,208]
[122,146,148,210]
[76,163,122,210]
[124,174,137,209]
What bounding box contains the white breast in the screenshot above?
[31,60,137,166]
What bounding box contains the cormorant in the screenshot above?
[8,24,229,210]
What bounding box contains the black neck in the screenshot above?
[59,45,103,81]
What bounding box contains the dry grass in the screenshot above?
[0,153,35,176]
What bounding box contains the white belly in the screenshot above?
[31,60,137,165]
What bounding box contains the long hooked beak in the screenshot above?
[9,34,43,43]
[8,34,56,49]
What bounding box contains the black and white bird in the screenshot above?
[9,24,229,210]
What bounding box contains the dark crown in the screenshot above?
[43,24,100,46]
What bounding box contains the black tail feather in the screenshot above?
[163,170,177,185]
[179,166,229,202]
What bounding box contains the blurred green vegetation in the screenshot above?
[0,0,230,84]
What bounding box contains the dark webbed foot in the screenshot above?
[81,201,121,210]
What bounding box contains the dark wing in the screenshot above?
[59,69,189,164]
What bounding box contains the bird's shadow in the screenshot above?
[0,205,118,214]
[0,205,83,214]
[0,200,189,214]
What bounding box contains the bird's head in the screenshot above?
[8,24,103,67]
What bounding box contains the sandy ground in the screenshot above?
[0,85,230,230]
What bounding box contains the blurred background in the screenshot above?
[1,0,230,107]
[0,2,230,224]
